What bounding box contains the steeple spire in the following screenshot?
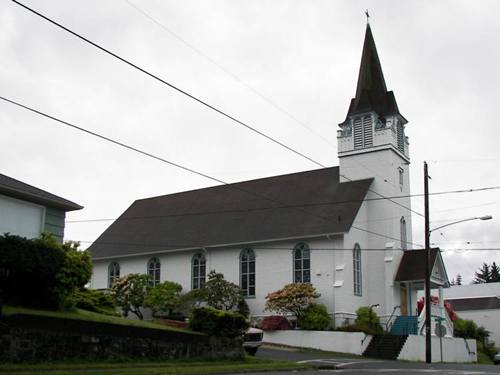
[345,23,401,120]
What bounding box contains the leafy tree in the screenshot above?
[456,273,462,285]
[57,240,92,305]
[202,270,242,311]
[144,281,183,316]
[111,273,151,319]
[265,283,320,319]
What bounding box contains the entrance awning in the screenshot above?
[394,248,450,289]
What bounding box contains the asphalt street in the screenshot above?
[247,345,500,374]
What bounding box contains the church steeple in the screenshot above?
[337,23,409,162]
[346,24,400,119]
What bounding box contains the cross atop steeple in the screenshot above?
[365,9,370,24]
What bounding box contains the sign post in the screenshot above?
[434,316,446,363]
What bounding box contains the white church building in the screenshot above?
[89,24,450,332]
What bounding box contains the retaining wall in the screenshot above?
[264,330,372,355]
[398,335,477,363]
[0,314,243,362]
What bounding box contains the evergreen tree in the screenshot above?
[490,262,500,282]
[456,274,462,285]
[473,263,491,284]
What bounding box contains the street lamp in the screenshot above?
[430,215,492,234]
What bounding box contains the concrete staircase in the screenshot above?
[362,334,408,360]
[390,315,418,335]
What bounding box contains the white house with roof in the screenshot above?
[0,173,82,242]
[444,282,500,344]
[89,24,451,337]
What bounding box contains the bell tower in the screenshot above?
[338,23,410,183]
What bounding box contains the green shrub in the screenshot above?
[189,307,249,338]
[0,233,92,310]
[298,303,331,330]
[69,288,117,316]
[354,306,383,334]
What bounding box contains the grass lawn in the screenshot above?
[3,306,194,334]
[0,357,310,375]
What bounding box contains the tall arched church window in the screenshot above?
[400,217,407,250]
[108,262,120,288]
[240,248,255,297]
[192,253,206,290]
[147,257,161,286]
[293,242,310,283]
[353,244,362,296]
[353,115,373,149]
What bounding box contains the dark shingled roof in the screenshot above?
[0,173,82,211]
[447,297,500,311]
[344,24,401,120]
[394,248,440,282]
[89,167,373,259]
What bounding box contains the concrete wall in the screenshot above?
[263,330,372,356]
[455,309,500,344]
[398,335,477,363]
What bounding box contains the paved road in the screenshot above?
[249,345,500,374]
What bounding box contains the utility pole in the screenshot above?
[424,161,432,363]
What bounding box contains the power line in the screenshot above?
[64,186,500,223]
[1,95,419,247]
[12,0,419,219]
[123,0,335,149]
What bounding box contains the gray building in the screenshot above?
[0,174,82,242]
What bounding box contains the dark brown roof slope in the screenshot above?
[447,297,500,311]
[395,248,439,282]
[345,24,402,120]
[89,167,373,259]
[0,174,82,211]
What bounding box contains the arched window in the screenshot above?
[240,248,255,297]
[192,253,206,290]
[353,244,362,296]
[400,216,407,250]
[147,257,161,286]
[108,262,120,288]
[293,242,310,283]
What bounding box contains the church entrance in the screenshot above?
[400,285,408,316]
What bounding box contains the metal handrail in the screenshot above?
[463,338,476,356]
[385,305,400,331]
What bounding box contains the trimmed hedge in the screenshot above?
[260,315,290,331]
[189,307,249,338]
[298,303,330,330]
[0,234,66,309]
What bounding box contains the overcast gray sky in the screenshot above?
[1,0,499,284]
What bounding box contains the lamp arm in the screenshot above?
[430,217,479,233]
